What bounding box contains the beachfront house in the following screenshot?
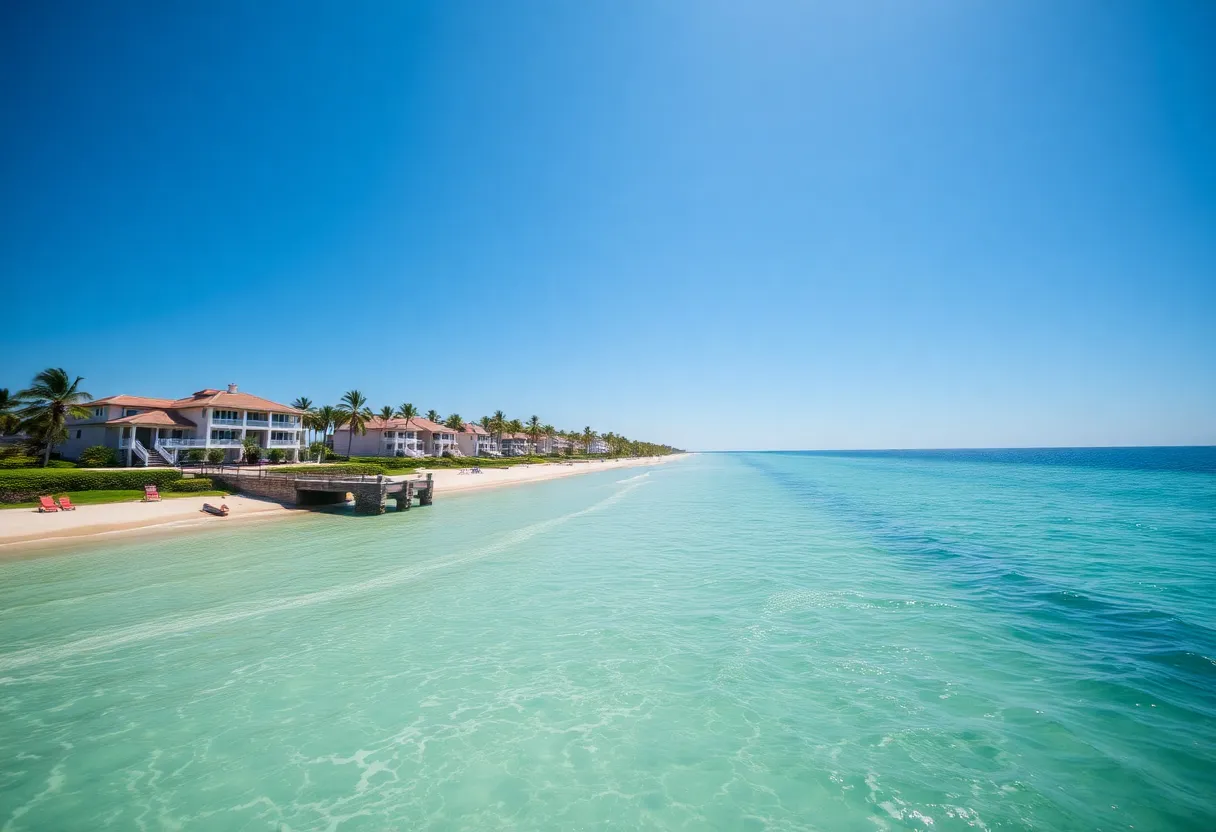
[59,384,305,466]
[499,433,534,457]
[332,416,462,458]
[457,423,497,457]
[543,435,571,456]
[332,417,424,457]
[428,423,461,456]
[588,438,610,455]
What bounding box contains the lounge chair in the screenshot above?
[38,495,59,513]
[143,485,161,502]
[57,495,76,511]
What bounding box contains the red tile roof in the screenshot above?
[167,390,302,415]
[89,395,177,408]
[88,389,300,415]
[108,409,198,428]
[363,417,454,434]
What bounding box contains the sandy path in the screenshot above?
[0,456,687,553]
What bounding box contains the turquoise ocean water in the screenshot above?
[1,450,1214,830]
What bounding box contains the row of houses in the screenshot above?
[334,422,606,459]
[58,383,610,466]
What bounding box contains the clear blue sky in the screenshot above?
[2,1,1213,450]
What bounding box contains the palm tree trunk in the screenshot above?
[347,430,354,457]
[42,440,51,468]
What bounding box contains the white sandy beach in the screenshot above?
[0,455,686,552]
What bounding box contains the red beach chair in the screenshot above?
[38,495,59,512]
[143,485,161,502]
[57,495,77,510]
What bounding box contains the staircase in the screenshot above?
[132,439,172,467]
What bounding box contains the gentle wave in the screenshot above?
[0,479,648,673]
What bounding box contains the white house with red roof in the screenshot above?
[60,384,305,466]
[331,415,457,458]
[456,422,497,457]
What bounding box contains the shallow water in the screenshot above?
[1,451,1214,830]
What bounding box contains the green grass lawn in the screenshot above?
[1,490,229,510]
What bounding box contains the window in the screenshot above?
[76,430,82,439]
[211,429,238,441]
[93,407,104,418]
[124,409,139,417]
[271,431,293,442]
[214,410,239,421]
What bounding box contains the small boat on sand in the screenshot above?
[202,503,230,517]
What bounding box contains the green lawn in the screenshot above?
[1,490,229,510]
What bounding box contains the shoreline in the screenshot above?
[0,455,689,556]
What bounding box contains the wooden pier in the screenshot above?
[205,469,435,515]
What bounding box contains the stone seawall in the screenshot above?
[211,474,300,505]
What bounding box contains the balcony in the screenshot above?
[245,419,270,428]
[271,420,300,429]
[160,438,209,448]
[211,418,242,426]
[267,438,299,447]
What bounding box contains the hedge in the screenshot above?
[166,477,215,492]
[0,457,77,469]
[273,462,388,476]
[0,469,186,503]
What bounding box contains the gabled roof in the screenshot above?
[461,423,488,435]
[108,410,198,428]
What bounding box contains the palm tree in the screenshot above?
[490,410,506,445]
[395,402,418,422]
[444,413,464,431]
[426,409,440,423]
[0,388,19,435]
[542,424,556,455]
[338,390,371,457]
[583,426,596,455]
[527,415,541,453]
[291,397,315,443]
[15,368,92,466]
[313,405,339,450]
[374,406,396,455]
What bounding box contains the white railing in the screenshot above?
[267,438,298,447]
[211,418,242,426]
[132,439,149,464]
[245,419,270,427]
[160,438,207,448]
[153,441,176,465]
[271,420,300,429]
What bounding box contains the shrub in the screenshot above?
[307,442,327,461]
[77,445,120,468]
[0,456,75,469]
[242,439,262,464]
[0,469,186,503]
[185,449,205,464]
[268,448,285,463]
[166,477,215,492]
[206,449,225,465]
